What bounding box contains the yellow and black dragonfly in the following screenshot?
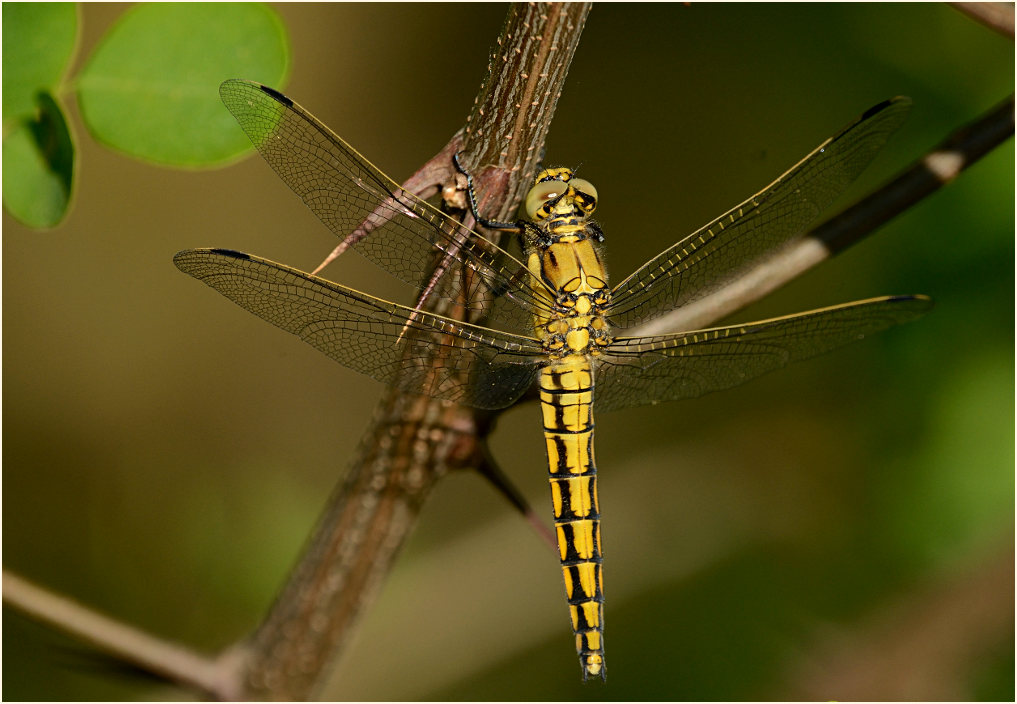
[175,79,930,681]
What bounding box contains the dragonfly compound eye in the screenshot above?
[525,180,567,220]
[569,178,598,213]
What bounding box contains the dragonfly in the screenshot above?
[175,79,931,681]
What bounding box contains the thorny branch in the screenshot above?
[3,5,1013,701]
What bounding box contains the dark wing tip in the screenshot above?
[208,248,251,260]
[218,79,294,108]
[889,293,935,309]
[827,95,912,147]
[173,248,253,277]
[173,247,250,261]
[257,84,293,107]
[862,96,912,121]
[861,100,892,120]
[171,247,249,268]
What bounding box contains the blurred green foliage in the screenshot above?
[2,4,1013,701]
[2,3,78,228]
[3,91,75,228]
[2,3,78,121]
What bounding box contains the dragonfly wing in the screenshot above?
[174,248,544,410]
[595,295,932,413]
[607,98,912,330]
[218,79,551,333]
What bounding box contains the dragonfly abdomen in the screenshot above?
[540,359,605,681]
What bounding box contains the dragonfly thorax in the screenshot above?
[522,169,612,360]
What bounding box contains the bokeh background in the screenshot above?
[3,3,1013,700]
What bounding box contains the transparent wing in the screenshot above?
[219,79,551,333]
[595,295,932,413]
[607,98,912,330]
[174,248,545,410]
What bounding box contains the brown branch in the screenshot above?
[311,2,589,275]
[950,2,1015,38]
[630,94,1015,337]
[460,2,591,220]
[237,4,591,700]
[2,570,241,700]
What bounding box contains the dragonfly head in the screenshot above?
[525,167,598,222]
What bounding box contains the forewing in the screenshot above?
[219,79,551,332]
[595,295,932,413]
[608,99,912,330]
[174,248,544,410]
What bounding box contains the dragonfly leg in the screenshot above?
[452,153,521,232]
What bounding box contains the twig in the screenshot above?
[2,570,240,700]
[630,94,1015,336]
[950,2,1015,38]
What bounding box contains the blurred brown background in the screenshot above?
[3,4,1013,700]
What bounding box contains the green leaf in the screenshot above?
[3,91,75,228]
[2,3,78,123]
[77,3,289,167]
